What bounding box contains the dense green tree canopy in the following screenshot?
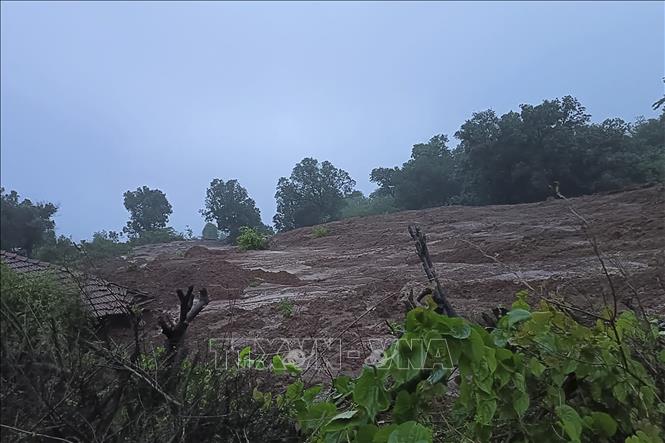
[371,135,461,210]
[367,96,664,212]
[122,186,173,238]
[0,188,57,257]
[274,158,356,231]
[201,179,264,240]
[201,222,220,240]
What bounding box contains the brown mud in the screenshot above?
[99,185,665,376]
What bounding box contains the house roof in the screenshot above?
[0,250,151,318]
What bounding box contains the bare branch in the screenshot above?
[408,225,457,316]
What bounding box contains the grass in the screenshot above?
[311,226,329,238]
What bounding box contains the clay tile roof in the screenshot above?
[1,250,150,319]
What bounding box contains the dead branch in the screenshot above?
[408,225,457,316]
[159,286,210,352]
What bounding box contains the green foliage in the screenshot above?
[371,135,461,210]
[340,191,399,219]
[236,226,268,251]
[1,263,90,344]
[0,187,57,257]
[201,222,220,240]
[33,232,81,264]
[1,266,297,441]
[129,227,185,246]
[311,226,329,238]
[274,157,356,231]
[278,297,664,442]
[278,297,294,317]
[371,98,664,210]
[123,186,173,238]
[200,178,266,241]
[83,230,132,260]
[36,229,181,266]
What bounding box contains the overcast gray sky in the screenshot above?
[1,1,663,240]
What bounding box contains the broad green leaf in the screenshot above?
[392,335,427,382]
[372,424,398,443]
[356,424,378,443]
[490,328,509,347]
[463,329,485,363]
[353,368,390,420]
[555,404,583,443]
[298,401,337,432]
[437,316,472,339]
[476,398,497,425]
[324,409,361,432]
[612,382,629,404]
[513,390,529,417]
[387,421,432,443]
[303,385,322,403]
[588,411,617,438]
[334,375,353,395]
[512,290,530,310]
[272,354,286,374]
[507,309,532,327]
[238,346,251,360]
[393,390,416,423]
[495,347,513,361]
[285,362,302,375]
[528,357,546,377]
[285,381,303,402]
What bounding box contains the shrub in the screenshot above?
[273,293,665,442]
[278,298,294,317]
[202,222,220,240]
[83,230,131,261]
[129,227,185,246]
[340,193,399,219]
[236,226,268,251]
[311,226,329,238]
[0,265,297,441]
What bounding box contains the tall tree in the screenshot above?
[123,186,173,238]
[0,188,57,257]
[273,158,356,231]
[370,135,462,210]
[201,222,220,240]
[200,179,264,240]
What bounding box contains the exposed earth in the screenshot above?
[99,185,665,377]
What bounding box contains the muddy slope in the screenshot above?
[103,185,665,375]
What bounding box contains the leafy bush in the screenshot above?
[129,227,185,246]
[83,230,132,260]
[259,293,664,442]
[0,265,297,441]
[340,193,399,219]
[279,298,294,317]
[201,222,220,240]
[33,233,81,264]
[35,229,182,267]
[236,226,268,250]
[312,226,329,238]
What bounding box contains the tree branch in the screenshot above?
[408,225,457,316]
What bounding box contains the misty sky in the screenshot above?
[1,2,663,240]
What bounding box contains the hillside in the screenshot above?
[101,185,665,374]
